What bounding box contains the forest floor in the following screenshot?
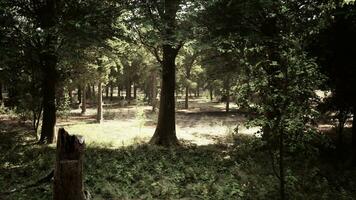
[58,98,259,147]
[0,98,355,199]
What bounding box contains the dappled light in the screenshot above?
[1,0,356,199]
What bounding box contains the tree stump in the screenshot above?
[54,128,85,200]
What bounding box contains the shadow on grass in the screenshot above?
[1,119,356,200]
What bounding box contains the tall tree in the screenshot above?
[126,0,191,146]
[1,0,121,143]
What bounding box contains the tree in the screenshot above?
[199,0,331,198]
[1,0,121,143]
[308,1,356,163]
[126,0,191,146]
[176,42,202,109]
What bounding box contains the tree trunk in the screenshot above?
[279,129,286,200]
[118,86,121,98]
[151,73,157,111]
[110,83,114,101]
[77,87,82,104]
[353,107,356,165]
[81,85,87,115]
[105,85,109,98]
[86,84,91,101]
[150,45,179,146]
[0,81,3,102]
[209,87,213,101]
[126,82,131,100]
[97,82,103,123]
[197,86,200,97]
[225,80,230,113]
[92,85,95,102]
[185,86,189,109]
[39,54,57,144]
[133,83,137,99]
[53,128,85,200]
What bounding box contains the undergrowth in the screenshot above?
[1,121,356,200]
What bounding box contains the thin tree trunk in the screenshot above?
[133,83,137,99]
[225,80,230,113]
[151,73,157,111]
[197,86,200,97]
[210,87,213,101]
[68,90,73,104]
[97,82,103,123]
[92,85,95,102]
[53,128,85,200]
[279,129,285,200]
[185,86,189,109]
[353,107,356,165]
[110,83,114,101]
[105,85,109,98]
[77,87,82,104]
[81,85,87,115]
[0,81,3,102]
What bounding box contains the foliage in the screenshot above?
[1,122,355,200]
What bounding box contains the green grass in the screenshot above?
[1,100,356,199]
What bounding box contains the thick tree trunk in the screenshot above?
[53,128,85,200]
[39,55,57,144]
[81,85,87,115]
[97,82,103,123]
[150,46,179,146]
[185,86,189,109]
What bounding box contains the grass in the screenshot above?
[1,99,356,199]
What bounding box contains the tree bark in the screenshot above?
[126,82,131,100]
[105,85,109,98]
[110,83,114,101]
[81,85,87,115]
[353,107,356,165]
[97,82,103,123]
[197,85,200,97]
[77,87,82,104]
[185,86,189,109]
[133,83,137,99]
[151,73,157,111]
[53,128,85,200]
[37,1,58,144]
[209,87,213,101]
[150,45,180,146]
[39,54,57,144]
[279,129,286,200]
[224,79,230,113]
[0,81,3,102]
